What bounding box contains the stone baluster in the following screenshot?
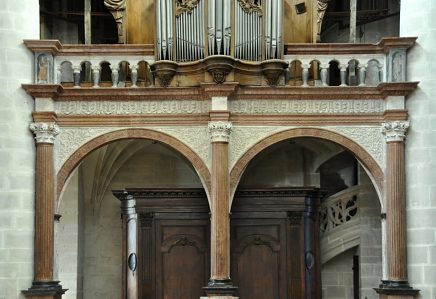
[111,64,120,87]
[376,121,418,299]
[358,63,367,86]
[320,63,329,86]
[119,193,138,299]
[23,123,65,299]
[92,65,101,88]
[72,65,81,88]
[56,65,62,84]
[379,64,384,83]
[130,64,138,87]
[302,63,310,87]
[340,63,348,86]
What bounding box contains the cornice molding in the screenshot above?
[21,82,419,102]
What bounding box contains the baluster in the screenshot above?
[92,65,101,88]
[340,63,348,86]
[302,63,310,87]
[56,65,62,84]
[358,63,367,86]
[320,63,330,86]
[111,65,120,88]
[130,64,138,87]
[72,65,81,88]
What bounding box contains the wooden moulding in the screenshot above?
[284,37,417,55]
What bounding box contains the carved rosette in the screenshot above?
[30,123,60,144]
[381,121,410,143]
[237,0,262,15]
[175,0,199,16]
[208,121,233,143]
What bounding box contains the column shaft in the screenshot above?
[386,142,407,281]
[211,142,230,280]
[35,143,55,281]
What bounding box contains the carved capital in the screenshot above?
[175,0,199,16]
[237,0,263,15]
[208,121,232,143]
[381,121,409,142]
[30,122,60,144]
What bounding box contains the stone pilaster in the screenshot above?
[203,121,237,298]
[23,123,65,299]
[375,121,418,299]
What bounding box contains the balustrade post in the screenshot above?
[23,123,65,299]
[111,65,120,87]
[56,65,62,84]
[340,63,348,86]
[320,63,329,86]
[376,121,419,299]
[358,63,367,86]
[73,65,81,88]
[302,63,310,87]
[130,64,138,87]
[92,65,101,88]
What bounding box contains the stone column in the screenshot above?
[203,121,237,298]
[376,121,418,299]
[23,123,65,299]
[120,193,138,299]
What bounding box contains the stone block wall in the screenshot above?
[322,248,355,299]
[0,0,39,298]
[401,0,436,298]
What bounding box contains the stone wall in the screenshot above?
[322,248,355,299]
[0,0,39,298]
[400,0,436,298]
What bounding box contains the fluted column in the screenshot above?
[203,121,237,298]
[23,123,65,298]
[376,121,418,298]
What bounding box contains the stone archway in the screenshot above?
[57,128,211,207]
[230,127,384,207]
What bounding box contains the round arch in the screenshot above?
[230,127,384,207]
[57,128,211,208]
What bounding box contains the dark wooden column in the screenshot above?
[376,121,419,299]
[304,194,322,299]
[23,123,65,299]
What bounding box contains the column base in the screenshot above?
[22,281,66,299]
[202,279,238,298]
[374,280,419,299]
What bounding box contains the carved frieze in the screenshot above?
[237,0,263,15]
[229,99,386,114]
[55,100,211,115]
[175,0,199,16]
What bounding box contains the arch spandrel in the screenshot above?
[55,127,211,208]
[229,126,385,208]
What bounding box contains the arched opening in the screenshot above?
[230,135,382,299]
[55,131,211,298]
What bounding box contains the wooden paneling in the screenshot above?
[283,0,314,44]
[126,0,155,44]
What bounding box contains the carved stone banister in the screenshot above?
[320,185,361,234]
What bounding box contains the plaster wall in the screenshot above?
[400,0,436,298]
[0,0,39,298]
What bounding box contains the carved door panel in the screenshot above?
[231,218,289,299]
[138,216,210,299]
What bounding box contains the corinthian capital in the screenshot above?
[208,121,232,143]
[381,121,409,142]
[30,122,60,144]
